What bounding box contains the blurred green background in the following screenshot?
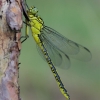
[19,0,100,100]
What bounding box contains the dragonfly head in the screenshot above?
[29,6,38,15]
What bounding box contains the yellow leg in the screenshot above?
[21,20,29,43]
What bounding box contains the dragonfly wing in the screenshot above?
[36,42,71,69]
[36,43,62,66]
[40,26,92,62]
[43,40,71,69]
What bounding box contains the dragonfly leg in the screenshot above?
[20,35,29,43]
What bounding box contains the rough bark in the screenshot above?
[0,0,22,100]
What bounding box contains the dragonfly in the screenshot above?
[21,2,92,100]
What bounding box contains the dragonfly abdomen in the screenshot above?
[39,42,70,100]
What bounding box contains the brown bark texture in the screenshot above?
[0,0,23,100]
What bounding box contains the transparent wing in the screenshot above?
[39,25,92,62]
[36,43,71,69]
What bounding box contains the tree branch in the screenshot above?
[0,0,22,99]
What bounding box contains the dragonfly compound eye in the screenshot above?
[32,7,38,14]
